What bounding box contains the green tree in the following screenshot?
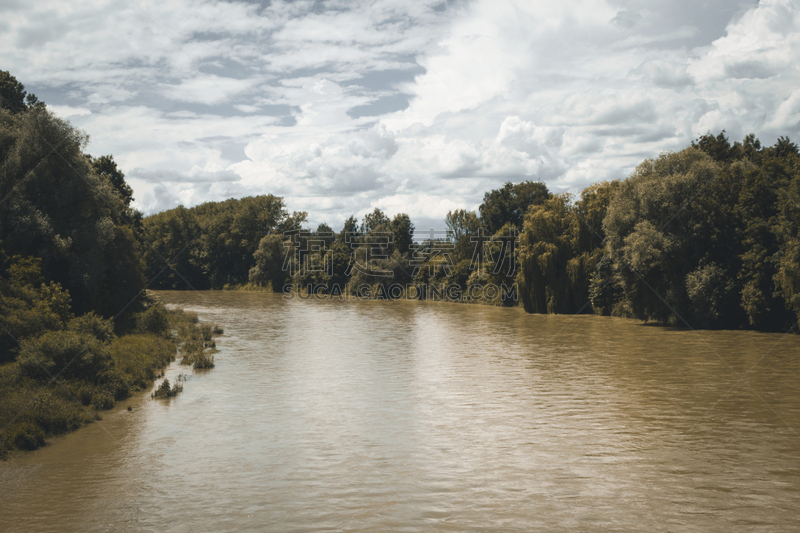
[143,195,288,289]
[89,155,133,207]
[568,180,621,312]
[390,213,414,254]
[338,215,360,243]
[0,70,36,113]
[517,194,575,313]
[0,256,73,363]
[0,100,144,315]
[445,209,480,262]
[479,181,550,234]
[362,208,390,235]
[603,147,747,327]
[142,206,207,290]
[735,138,799,329]
[249,234,288,291]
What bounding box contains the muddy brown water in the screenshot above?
[1,291,799,532]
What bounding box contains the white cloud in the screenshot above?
[764,88,800,131]
[3,0,799,229]
[128,166,243,183]
[160,75,259,106]
[48,105,91,118]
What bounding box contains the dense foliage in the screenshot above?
[517,132,800,332]
[0,72,220,458]
[0,75,146,317]
[142,196,293,289]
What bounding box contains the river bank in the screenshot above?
[224,279,518,308]
[0,303,222,460]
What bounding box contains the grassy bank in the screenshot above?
[0,304,222,460]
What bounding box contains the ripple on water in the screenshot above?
[2,291,800,532]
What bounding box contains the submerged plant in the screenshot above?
[152,377,183,399]
[192,351,215,370]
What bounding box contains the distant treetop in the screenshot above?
[0,70,43,113]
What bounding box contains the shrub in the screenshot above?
[135,305,171,337]
[0,301,221,456]
[8,422,46,451]
[183,339,203,354]
[192,351,215,370]
[17,331,113,384]
[152,378,183,399]
[91,391,115,410]
[68,312,116,343]
[26,389,90,434]
[75,383,94,406]
[99,370,130,401]
[108,334,176,391]
[168,308,198,325]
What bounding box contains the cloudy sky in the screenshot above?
[2,0,799,229]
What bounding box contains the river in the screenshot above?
[1,291,799,532]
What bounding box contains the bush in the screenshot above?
[108,334,176,391]
[91,391,115,410]
[68,312,116,343]
[135,305,171,337]
[152,377,183,399]
[192,351,215,370]
[99,370,130,401]
[17,331,113,384]
[7,422,46,451]
[26,389,90,434]
[75,383,94,406]
[168,308,198,325]
[0,301,221,456]
[183,339,203,353]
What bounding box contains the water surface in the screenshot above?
[2,291,799,531]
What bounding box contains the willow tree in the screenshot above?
[567,180,620,312]
[517,194,575,314]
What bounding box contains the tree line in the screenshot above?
[141,132,800,332]
[518,132,800,332]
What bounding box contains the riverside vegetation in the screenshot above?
[2,68,799,452]
[142,132,800,332]
[0,71,222,458]
[0,272,223,458]
[0,258,224,457]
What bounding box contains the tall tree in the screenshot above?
[89,155,134,207]
[0,70,31,113]
[445,209,480,262]
[479,181,550,234]
[249,234,288,291]
[0,100,144,316]
[361,208,390,235]
[390,213,414,255]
